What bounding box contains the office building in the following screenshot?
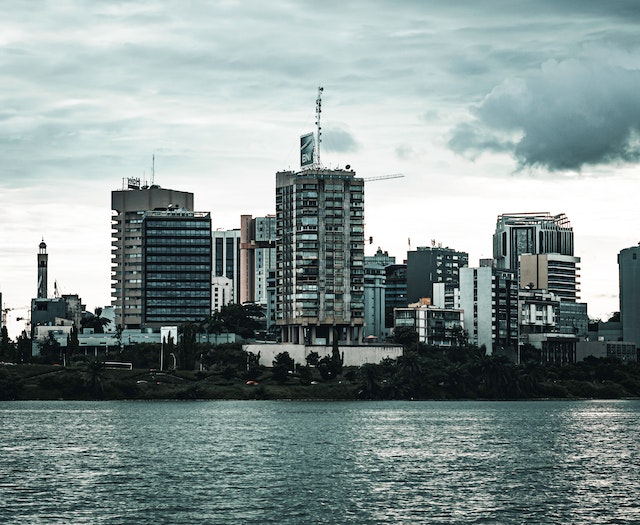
[459,266,518,356]
[394,304,464,347]
[619,245,640,346]
[364,263,386,341]
[141,209,212,327]
[493,212,574,271]
[240,214,276,306]
[519,253,581,302]
[111,179,193,328]
[275,168,365,345]
[385,263,407,329]
[406,245,468,306]
[212,229,241,305]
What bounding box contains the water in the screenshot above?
[1,400,639,524]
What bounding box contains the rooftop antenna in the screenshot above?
[151,154,155,185]
[315,86,323,168]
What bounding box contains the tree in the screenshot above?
[66,324,79,359]
[357,363,382,399]
[16,331,30,363]
[305,351,320,367]
[0,326,15,362]
[219,303,266,339]
[394,326,419,349]
[39,333,62,364]
[177,323,199,370]
[80,308,111,334]
[83,359,106,397]
[272,351,294,383]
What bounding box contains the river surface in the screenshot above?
[1,400,639,524]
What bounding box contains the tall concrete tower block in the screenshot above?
[37,240,48,299]
[275,168,365,345]
[619,245,640,346]
[111,181,194,329]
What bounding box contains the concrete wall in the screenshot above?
[243,343,403,367]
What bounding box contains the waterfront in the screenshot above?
[1,400,639,524]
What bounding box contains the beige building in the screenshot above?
[519,253,580,302]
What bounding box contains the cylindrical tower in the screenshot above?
[37,240,48,299]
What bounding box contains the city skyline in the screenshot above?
[2,1,640,334]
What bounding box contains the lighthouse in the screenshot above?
[37,239,48,299]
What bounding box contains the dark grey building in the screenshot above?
[141,210,211,327]
[406,246,468,305]
[385,264,407,329]
[619,245,640,346]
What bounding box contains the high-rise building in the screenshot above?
[275,168,365,345]
[111,179,193,328]
[212,229,241,305]
[459,266,518,356]
[384,263,407,329]
[519,253,581,302]
[364,263,386,340]
[619,245,640,346]
[240,214,276,306]
[493,212,574,271]
[141,210,212,327]
[406,245,468,306]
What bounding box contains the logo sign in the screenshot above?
[300,133,315,168]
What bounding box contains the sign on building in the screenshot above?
[300,132,314,168]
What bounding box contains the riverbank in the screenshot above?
[2,361,640,401]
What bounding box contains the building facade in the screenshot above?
[111,180,194,328]
[364,263,386,341]
[619,245,640,346]
[212,229,241,306]
[406,245,468,306]
[240,214,276,306]
[275,168,365,345]
[493,212,574,271]
[459,266,518,356]
[141,210,212,327]
[394,304,464,347]
[519,253,581,302]
[385,263,407,329]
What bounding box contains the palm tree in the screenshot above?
[357,363,382,399]
[83,359,106,397]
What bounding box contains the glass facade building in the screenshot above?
[142,210,211,327]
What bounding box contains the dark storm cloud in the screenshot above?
[449,56,640,171]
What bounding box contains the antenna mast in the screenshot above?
[315,86,323,168]
[151,154,155,185]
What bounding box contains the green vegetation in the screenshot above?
[2,320,639,401]
[1,338,640,401]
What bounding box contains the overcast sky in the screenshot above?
[2,0,640,336]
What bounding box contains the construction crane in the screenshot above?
[2,305,29,328]
[363,173,404,183]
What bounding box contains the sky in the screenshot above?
[2,0,640,337]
